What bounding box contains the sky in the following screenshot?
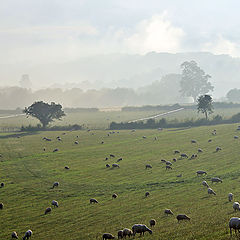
[1,0,240,65]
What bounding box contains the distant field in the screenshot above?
[1,124,240,239]
[0,107,240,129]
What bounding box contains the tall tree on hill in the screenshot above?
[197,95,214,120]
[180,61,214,102]
[24,101,65,128]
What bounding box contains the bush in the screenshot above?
[21,124,82,132]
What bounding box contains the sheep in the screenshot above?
[176,214,190,222]
[11,231,18,239]
[106,164,110,168]
[122,228,133,238]
[102,233,115,239]
[145,164,152,169]
[53,148,59,152]
[198,148,203,153]
[74,141,79,144]
[208,139,212,143]
[154,137,157,140]
[234,136,239,139]
[112,163,120,168]
[101,141,104,144]
[105,157,109,161]
[22,230,32,240]
[180,153,188,158]
[145,192,150,197]
[45,207,52,215]
[229,217,240,236]
[208,188,216,195]
[174,150,180,154]
[43,147,46,151]
[90,198,98,204]
[161,159,166,163]
[190,154,197,159]
[0,182,4,188]
[117,230,123,239]
[211,177,222,183]
[149,219,156,227]
[64,166,70,170]
[110,154,115,158]
[112,193,118,199]
[0,202,3,209]
[52,182,59,188]
[177,174,182,178]
[52,200,59,208]
[173,158,177,162]
[166,161,172,166]
[191,139,197,143]
[216,147,222,152]
[196,170,207,176]
[229,193,233,202]
[142,136,147,139]
[166,165,172,170]
[202,181,209,188]
[132,224,152,236]
[233,202,240,211]
[117,158,123,162]
[164,209,174,215]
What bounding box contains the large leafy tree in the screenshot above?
[180,61,214,102]
[24,101,65,128]
[197,95,214,120]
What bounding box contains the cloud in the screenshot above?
[125,12,185,54]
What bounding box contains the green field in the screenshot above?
[1,124,240,239]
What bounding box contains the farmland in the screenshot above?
[0,123,240,239]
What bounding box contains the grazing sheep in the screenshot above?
[180,153,188,158]
[112,193,118,199]
[233,202,240,211]
[211,177,222,183]
[123,228,133,238]
[198,148,203,153]
[149,219,156,227]
[112,163,120,168]
[0,182,4,188]
[191,139,197,143]
[234,136,239,139]
[196,170,207,176]
[74,141,79,144]
[45,207,52,215]
[208,139,212,143]
[64,166,70,170]
[173,158,177,162]
[145,192,150,197]
[102,233,115,240]
[174,150,180,154]
[132,224,152,236]
[90,198,98,204]
[145,164,152,169]
[166,165,172,170]
[202,181,209,188]
[229,193,234,202]
[43,147,46,151]
[117,158,123,162]
[117,230,123,239]
[22,230,32,240]
[216,147,222,152]
[106,164,110,168]
[164,209,174,215]
[11,231,18,239]
[176,214,190,222]
[110,154,115,158]
[52,182,59,188]
[101,141,104,144]
[161,159,166,163]
[229,217,240,236]
[166,161,172,166]
[142,136,147,139]
[0,202,3,209]
[51,200,59,208]
[190,154,197,159]
[177,174,182,178]
[208,188,216,195]
[53,148,59,152]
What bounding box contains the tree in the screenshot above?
[180,61,214,102]
[24,101,65,128]
[226,88,240,102]
[197,95,214,120]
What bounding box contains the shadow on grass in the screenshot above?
[0,131,39,139]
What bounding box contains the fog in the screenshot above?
[1,0,240,108]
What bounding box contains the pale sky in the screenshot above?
[1,0,240,64]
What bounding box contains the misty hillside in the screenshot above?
[1,52,240,97]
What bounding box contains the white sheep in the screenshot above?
[52,182,59,188]
[202,181,209,188]
[11,231,18,239]
[208,188,216,195]
[132,224,152,236]
[45,207,52,215]
[117,230,123,239]
[233,202,240,211]
[229,217,240,236]
[90,198,98,204]
[164,209,174,215]
[123,228,133,238]
[112,163,120,168]
[229,193,233,202]
[196,170,207,176]
[23,230,32,240]
[102,233,115,239]
[52,200,59,207]
[211,177,222,183]
[145,164,152,169]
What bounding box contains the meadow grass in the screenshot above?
[0,124,240,239]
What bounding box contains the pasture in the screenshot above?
[0,124,240,239]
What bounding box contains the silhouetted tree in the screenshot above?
[197,95,214,120]
[180,61,214,102]
[24,101,65,128]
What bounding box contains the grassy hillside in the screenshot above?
[0,124,240,239]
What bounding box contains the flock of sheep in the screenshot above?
[1,126,240,239]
